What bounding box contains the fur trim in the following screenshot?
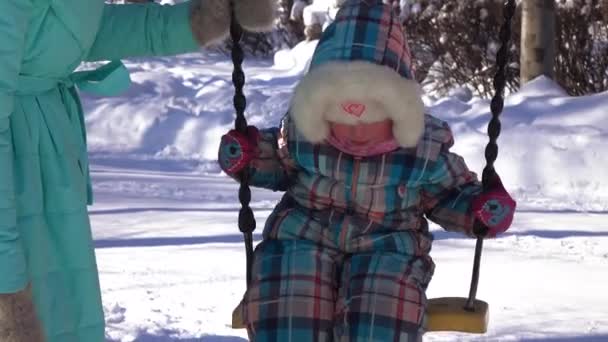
[0,285,45,342]
[190,0,230,47]
[289,61,425,148]
[234,0,277,32]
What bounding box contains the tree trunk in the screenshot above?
[520,0,556,83]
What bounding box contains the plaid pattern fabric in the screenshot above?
[335,252,428,342]
[243,240,338,341]
[249,114,481,244]
[237,114,480,340]
[243,239,426,342]
[309,0,415,80]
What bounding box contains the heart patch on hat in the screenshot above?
[341,101,366,117]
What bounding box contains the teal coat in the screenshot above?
[0,1,200,340]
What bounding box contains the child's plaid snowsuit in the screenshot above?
[239,114,481,342]
[235,1,482,341]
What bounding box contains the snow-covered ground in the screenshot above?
[81,42,608,341]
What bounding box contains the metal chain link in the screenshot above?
[229,2,256,286]
[466,0,516,311]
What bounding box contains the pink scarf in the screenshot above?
[326,134,400,157]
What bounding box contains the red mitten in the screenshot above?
[471,175,516,238]
[218,126,260,176]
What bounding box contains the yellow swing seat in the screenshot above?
[425,297,488,333]
[231,296,488,334]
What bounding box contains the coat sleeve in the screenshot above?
[0,0,31,294]
[246,122,298,191]
[420,123,482,236]
[85,2,200,62]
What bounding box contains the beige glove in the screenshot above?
[190,0,277,47]
[232,0,277,32]
[0,284,45,342]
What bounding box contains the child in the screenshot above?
[218,0,516,340]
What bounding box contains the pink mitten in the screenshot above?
[218,126,260,176]
[471,175,516,238]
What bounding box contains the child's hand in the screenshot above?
[471,175,516,238]
[218,126,260,176]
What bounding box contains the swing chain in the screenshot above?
[482,0,516,192]
[466,0,517,311]
[473,0,516,237]
[230,1,256,286]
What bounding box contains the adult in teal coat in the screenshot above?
[0,0,275,341]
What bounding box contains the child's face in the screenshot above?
[329,119,394,146]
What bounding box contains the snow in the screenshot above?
[424,75,608,212]
[79,41,608,341]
